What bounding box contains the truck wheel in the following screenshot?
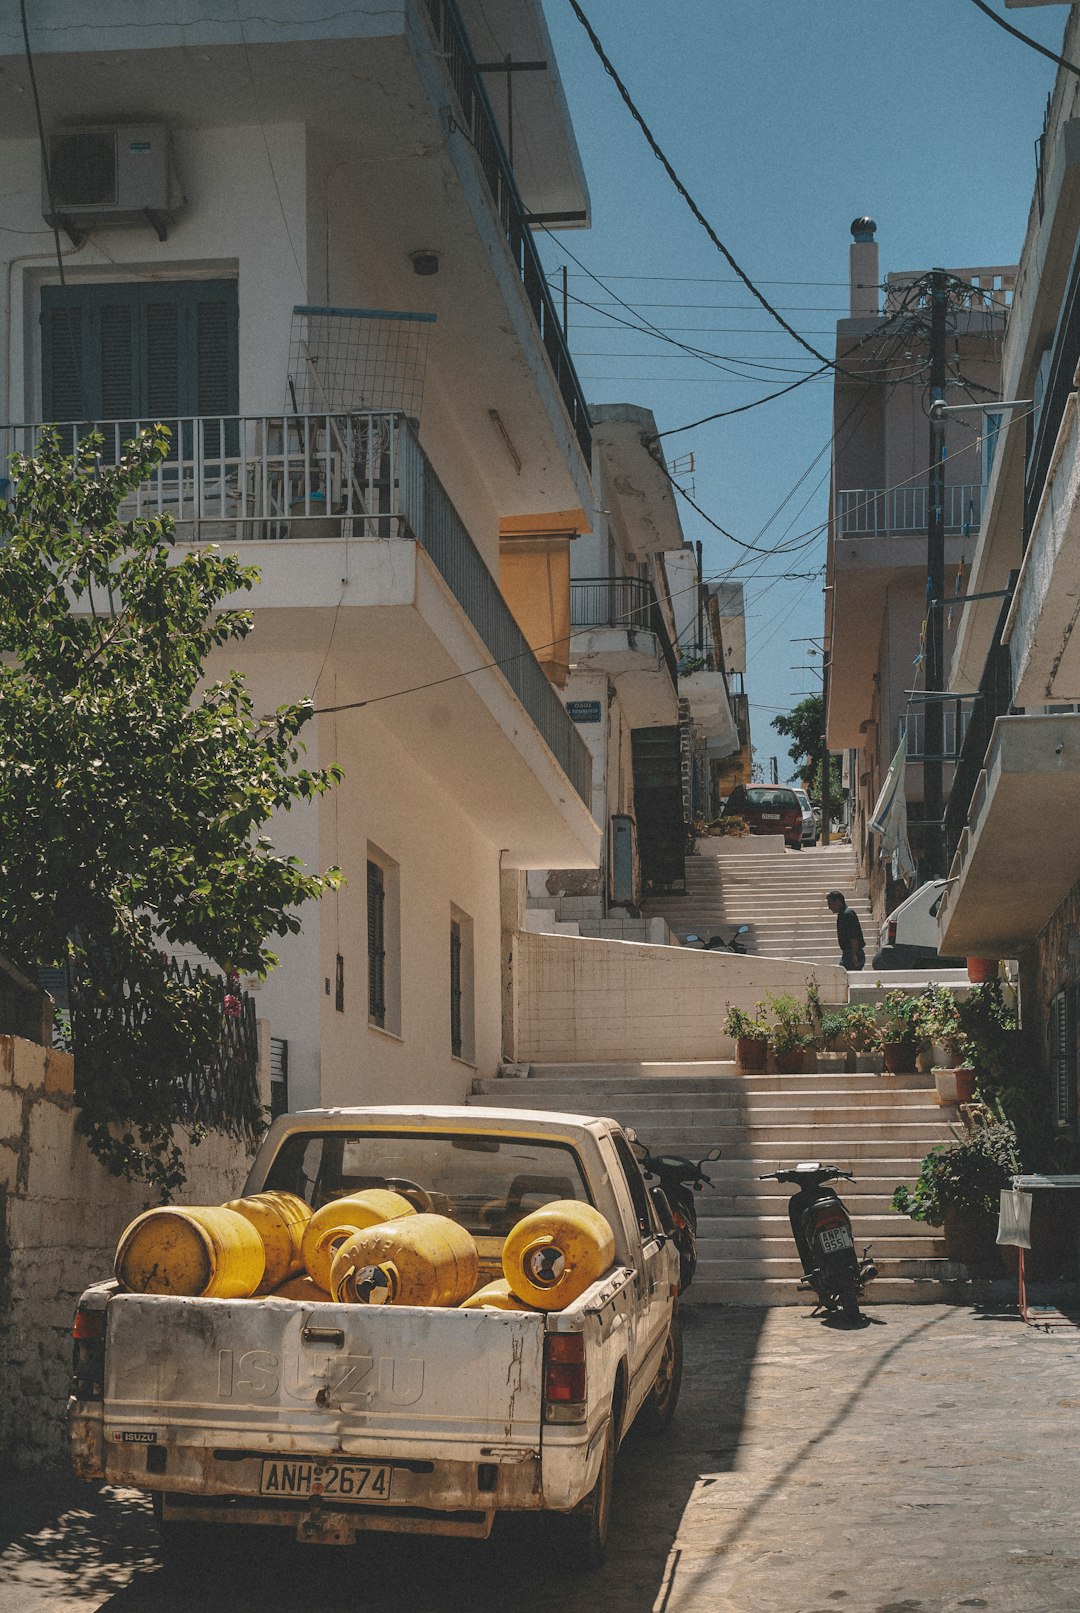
[566,1415,615,1571]
[637,1312,683,1434]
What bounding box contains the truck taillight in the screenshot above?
[544,1332,586,1417]
[72,1305,106,1401]
[887,921,897,946]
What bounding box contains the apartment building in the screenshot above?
[937,3,1080,1122]
[824,217,1010,916]
[0,0,603,1110]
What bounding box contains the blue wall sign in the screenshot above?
[566,700,602,724]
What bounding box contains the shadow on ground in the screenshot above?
[0,1307,769,1613]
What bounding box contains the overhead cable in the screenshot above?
[968,0,1080,79]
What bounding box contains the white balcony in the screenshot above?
[1004,391,1080,706]
[2,412,599,869]
[679,667,736,745]
[569,578,678,728]
[937,713,1080,957]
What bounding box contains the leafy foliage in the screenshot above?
[891,1111,1021,1225]
[770,694,845,808]
[723,1001,769,1040]
[0,428,342,1190]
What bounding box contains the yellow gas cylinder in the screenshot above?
[301,1190,416,1293]
[115,1205,266,1299]
[460,1278,537,1313]
[330,1214,479,1307]
[272,1273,332,1303]
[501,1200,615,1311]
[223,1191,311,1293]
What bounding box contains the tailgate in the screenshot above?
[104,1295,545,1461]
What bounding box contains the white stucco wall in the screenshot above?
[509,932,848,1064]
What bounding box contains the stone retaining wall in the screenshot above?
[0,1035,257,1467]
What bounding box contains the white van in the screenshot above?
[872,880,964,970]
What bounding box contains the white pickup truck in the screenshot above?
[69,1105,682,1568]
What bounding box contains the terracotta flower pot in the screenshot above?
[966,957,998,983]
[774,1048,808,1075]
[736,1036,768,1072]
[883,1039,917,1074]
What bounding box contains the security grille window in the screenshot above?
[269,1038,289,1120]
[1050,986,1076,1129]
[450,919,463,1059]
[40,279,238,442]
[367,862,386,1029]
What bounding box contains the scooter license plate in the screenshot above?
[818,1226,853,1254]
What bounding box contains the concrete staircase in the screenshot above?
[644,838,873,968]
[469,1060,979,1306]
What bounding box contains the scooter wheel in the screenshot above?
[838,1281,862,1322]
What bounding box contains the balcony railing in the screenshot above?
[943,576,1017,868]
[421,0,592,466]
[570,577,679,690]
[897,708,970,760]
[1026,230,1080,542]
[837,483,981,538]
[2,413,592,810]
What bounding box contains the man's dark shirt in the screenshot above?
[836,905,865,968]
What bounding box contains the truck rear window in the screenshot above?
[263,1130,592,1238]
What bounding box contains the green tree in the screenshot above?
[771,694,846,814]
[0,428,342,1190]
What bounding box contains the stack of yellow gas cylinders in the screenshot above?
[114,1191,614,1313]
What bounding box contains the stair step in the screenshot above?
[682,1276,1010,1306]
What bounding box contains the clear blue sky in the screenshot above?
[537,0,1067,777]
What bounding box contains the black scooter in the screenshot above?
[684,925,750,954]
[633,1143,721,1292]
[758,1163,878,1321]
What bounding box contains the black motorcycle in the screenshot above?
[632,1143,721,1292]
[684,925,750,954]
[758,1163,878,1321]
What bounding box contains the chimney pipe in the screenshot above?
[849,215,879,318]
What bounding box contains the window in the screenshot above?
[610,1131,655,1240]
[366,845,400,1036]
[367,862,386,1029]
[41,278,238,430]
[450,920,462,1057]
[449,904,474,1063]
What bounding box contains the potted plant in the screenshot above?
[817,1009,852,1073]
[843,1003,881,1073]
[766,991,815,1074]
[878,988,920,1074]
[891,1110,1021,1275]
[724,1002,769,1071]
[913,984,976,1103]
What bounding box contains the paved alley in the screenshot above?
[3,1303,1079,1613]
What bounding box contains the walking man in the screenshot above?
[827,890,865,971]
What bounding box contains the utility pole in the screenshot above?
[923,269,948,877]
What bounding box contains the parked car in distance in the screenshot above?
[722,785,804,849]
[791,787,819,846]
[872,879,966,970]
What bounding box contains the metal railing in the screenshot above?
[2,413,592,809]
[1026,232,1080,544]
[837,483,981,538]
[943,576,1017,868]
[570,577,679,691]
[898,707,970,760]
[421,0,592,466]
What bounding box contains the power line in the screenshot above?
[18,0,65,288]
[968,0,1080,79]
[563,0,861,377]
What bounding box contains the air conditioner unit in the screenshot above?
[42,123,179,242]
